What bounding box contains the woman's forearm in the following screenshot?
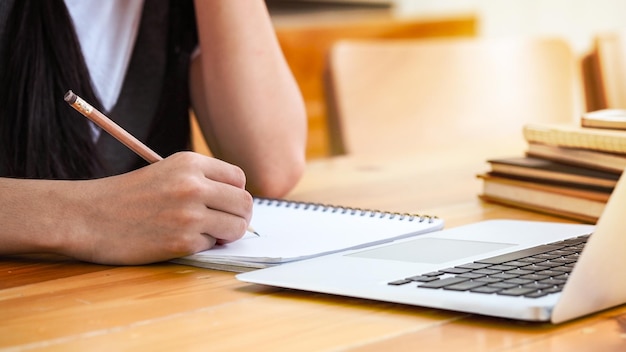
[0,177,77,255]
[191,0,307,198]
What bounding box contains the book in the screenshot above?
[478,173,610,223]
[526,142,626,174]
[523,122,626,154]
[581,109,626,130]
[172,197,444,272]
[487,156,619,189]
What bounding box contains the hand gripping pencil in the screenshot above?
[64,90,259,236]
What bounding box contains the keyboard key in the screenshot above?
[560,237,589,246]
[503,260,532,267]
[473,268,502,275]
[551,266,573,273]
[488,282,518,289]
[547,250,577,256]
[523,282,553,290]
[525,291,549,298]
[418,277,469,289]
[457,263,491,270]
[503,278,534,285]
[505,268,535,276]
[406,275,440,282]
[490,273,519,280]
[487,264,518,271]
[441,267,472,274]
[475,277,503,284]
[497,287,540,296]
[536,270,563,277]
[443,281,487,291]
[422,271,445,277]
[522,264,551,272]
[543,286,563,294]
[457,272,486,279]
[475,244,564,264]
[539,278,567,286]
[533,253,560,260]
[388,279,412,286]
[519,274,550,281]
[533,261,562,268]
[470,286,502,294]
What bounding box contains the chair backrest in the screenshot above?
[582,30,626,111]
[275,13,477,159]
[324,37,582,157]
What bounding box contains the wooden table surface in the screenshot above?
[2,148,626,351]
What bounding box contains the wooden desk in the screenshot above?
[2,148,626,350]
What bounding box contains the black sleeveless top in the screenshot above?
[0,0,198,176]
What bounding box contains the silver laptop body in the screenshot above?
[238,172,626,323]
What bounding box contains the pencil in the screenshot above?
[64,90,259,237]
[64,90,162,163]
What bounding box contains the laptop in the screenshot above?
[237,172,626,323]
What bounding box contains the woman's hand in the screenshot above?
[70,152,253,264]
[0,152,253,265]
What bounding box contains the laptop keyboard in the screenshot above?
[388,234,590,298]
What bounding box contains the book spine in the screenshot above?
[523,125,626,154]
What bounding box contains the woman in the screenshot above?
[0,1,307,264]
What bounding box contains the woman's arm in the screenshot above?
[0,152,252,264]
[190,0,307,198]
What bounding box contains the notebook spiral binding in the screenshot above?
[254,198,437,223]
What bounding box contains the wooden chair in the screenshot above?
[324,37,583,157]
[190,9,477,159]
[582,30,626,112]
[190,112,212,156]
[274,13,477,159]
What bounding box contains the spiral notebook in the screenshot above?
[172,198,444,272]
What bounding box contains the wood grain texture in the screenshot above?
[2,151,626,350]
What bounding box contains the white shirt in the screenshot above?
[64,0,145,113]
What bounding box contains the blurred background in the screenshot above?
[195,1,626,159]
[395,0,626,54]
[261,1,626,157]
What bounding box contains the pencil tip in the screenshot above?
[64,90,77,104]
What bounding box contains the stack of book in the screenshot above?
[478,121,626,223]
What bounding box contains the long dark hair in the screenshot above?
[0,0,103,179]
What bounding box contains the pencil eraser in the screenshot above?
[64,90,77,104]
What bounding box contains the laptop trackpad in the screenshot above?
[348,238,515,264]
